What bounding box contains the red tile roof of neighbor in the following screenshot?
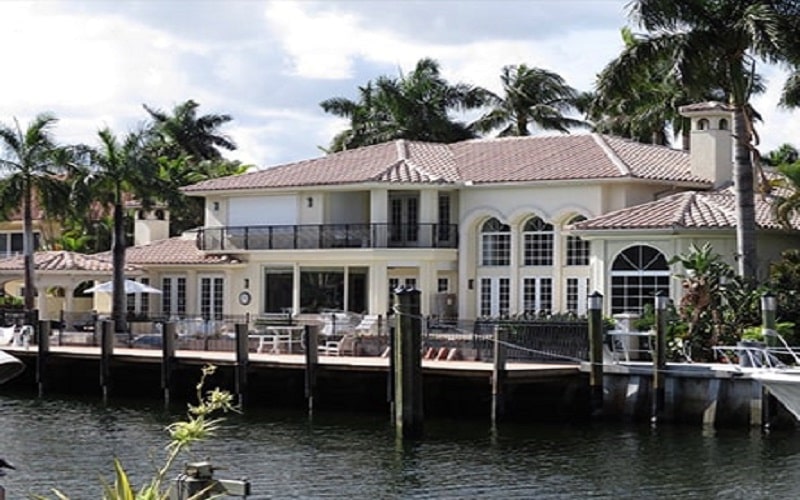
[182,134,709,193]
[0,251,137,272]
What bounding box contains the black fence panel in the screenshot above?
[472,318,589,363]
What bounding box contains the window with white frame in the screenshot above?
[481,218,510,266]
[565,215,590,266]
[437,277,449,293]
[480,277,510,317]
[566,277,590,315]
[0,232,41,257]
[161,276,186,319]
[522,216,554,266]
[610,245,670,314]
[199,276,224,320]
[522,277,552,315]
[126,277,151,317]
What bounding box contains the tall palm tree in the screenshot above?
[599,0,800,279]
[472,64,585,136]
[79,128,158,333]
[321,58,490,151]
[143,99,236,161]
[0,114,69,313]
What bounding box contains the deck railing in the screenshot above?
[197,223,458,251]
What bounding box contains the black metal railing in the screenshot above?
[197,223,458,251]
[472,318,589,363]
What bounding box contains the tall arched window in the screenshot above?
[719,118,729,130]
[610,245,670,314]
[522,216,553,266]
[480,218,510,266]
[565,215,589,266]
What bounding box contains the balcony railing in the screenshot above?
[197,223,458,251]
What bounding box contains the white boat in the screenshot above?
[714,331,800,421]
[0,350,24,384]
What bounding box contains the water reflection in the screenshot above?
[1,394,799,498]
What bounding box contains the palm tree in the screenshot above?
[79,128,158,333]
[0,114,69,313]
[472,64,585,136]
[143,99,236,161]
[321,58,490,151]
[599,0,800,279]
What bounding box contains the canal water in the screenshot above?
[1,391,799,499]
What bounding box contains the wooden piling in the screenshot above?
[652,294,668,423]
[761,292,778,428]
[162,322,177,406]
[491,325,507,424]
[36,320,50,397]
[393,287,423,439]
[234,323,249,408]
[100,320,114,402]
[588,292,604,417]
[304,324,318,414]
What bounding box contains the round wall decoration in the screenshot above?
[238,291,252,306]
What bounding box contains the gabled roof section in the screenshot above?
[571,189,798,231]
[183,140,456,193]
[183,134,711,193]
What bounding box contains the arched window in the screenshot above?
[480,218,510,266]
[565,215,589,266]
[522,216,553,266]
[697,118,709,131]
[719,118,728,130]
[610,245,670,314]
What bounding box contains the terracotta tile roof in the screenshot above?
[0,251,136,272]
[115,237,238,266]
[571,189,798,231]
[678,101,734,114]
[183,134,710,192]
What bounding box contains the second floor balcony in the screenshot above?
[197,223,458,252]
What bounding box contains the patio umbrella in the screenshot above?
[85,279,162,295]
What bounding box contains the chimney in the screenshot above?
[679,102,733,188]
[134,207,170,246]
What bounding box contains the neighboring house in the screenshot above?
[1,102,796,323]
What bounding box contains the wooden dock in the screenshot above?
[2,343,586,421]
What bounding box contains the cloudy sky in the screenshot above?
[1,1,798,169]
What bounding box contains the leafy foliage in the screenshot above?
[37,365,237,500]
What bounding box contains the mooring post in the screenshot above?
[162,322,177,407]
[234,323,249,409]
[761,291,778,428]
[588,291,604,417]
[100,319,115,403]
[36,320,51,397]
[304,324,319,415]
[394,286,423,439]
[491,325,507,425]
[387,319,396,419]
[652,293,668,423]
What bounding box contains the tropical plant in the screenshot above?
[771,159,800,227]
[0,113,72,312]
[143,99,236,162]
[74,128,158,333]
[769,249,800,339]
[670,243,736,359]
[321,58,490,151]
[472,64,585,137]
[600,0,800,279]
[38,365,237,500]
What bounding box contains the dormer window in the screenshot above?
[719,118,728,130]
[697,118,709,130]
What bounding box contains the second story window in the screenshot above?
[0,232,41,256]
[522,216,553,266]
[565,215,590,266]
[481,218,510,266]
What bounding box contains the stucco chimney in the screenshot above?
[679,101,733,188]
[134,207,170,246]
